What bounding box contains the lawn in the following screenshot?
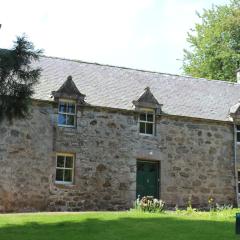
[0,210,239,240]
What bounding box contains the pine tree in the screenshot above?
[0,35,43,121]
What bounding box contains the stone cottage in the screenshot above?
[1,55,240,212]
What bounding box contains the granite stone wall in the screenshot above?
[0,101,236,212]
[0,102,53,212]
[159,117,235,207]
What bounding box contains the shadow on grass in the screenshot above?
[0,215,238,240]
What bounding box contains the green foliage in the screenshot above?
[0,35,42,121]
[134,196,165,213]
[183,0,240,82]
[208,197,215,212]
[207,197,233,212]
[186,197,197,214]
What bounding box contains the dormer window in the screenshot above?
[139,111,155,135]
[52,75,86,128]
[132,87,161,136]
[58,100,76,127]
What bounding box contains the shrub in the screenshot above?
[134,196,165,213]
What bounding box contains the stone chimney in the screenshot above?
[237,68,240,83]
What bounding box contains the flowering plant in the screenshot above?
[134,195,165,213]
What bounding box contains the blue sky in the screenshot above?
[0,0,229,74]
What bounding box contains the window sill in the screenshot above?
[55,181,74,185]
[139,133,155,137]
[58,124,76,128]
[54,182,76,188]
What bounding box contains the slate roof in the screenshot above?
[32,56,240,122]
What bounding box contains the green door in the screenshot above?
[136,161,159,199]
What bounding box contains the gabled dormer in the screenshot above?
[52,76,85,127]
[133,87,162,136]
[52,75,85,104]
[132,87,162,112]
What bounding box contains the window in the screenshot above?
[236,125,240,143]
[238,171,240,195]
[139,111,155,135]
[55,154,74,184]
[58,100,76,127]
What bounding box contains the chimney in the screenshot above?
[237,68,240,83]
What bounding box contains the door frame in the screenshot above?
[136,159,160,199]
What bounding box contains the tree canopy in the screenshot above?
[183,0,240,82]
[0,35,42,121]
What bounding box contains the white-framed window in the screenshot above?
[139,111,155,135]
[236,125,240,143]
[55,153,74,184]
[58,100,76,127]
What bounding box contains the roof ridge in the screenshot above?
[41,54,238,86]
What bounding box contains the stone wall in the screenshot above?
[48,106,138,211]
[0,102,53,212]
[0,101,236,211]
[159,117,235,207]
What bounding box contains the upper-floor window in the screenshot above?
[139,111,155,135]
[236,125,240,143]
[58,100,76,127]
[55,153,74,184]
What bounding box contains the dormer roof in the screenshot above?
[229,100,240,121]
[132,87,162,110]
[136,87,160,105]
[52,75,85,103]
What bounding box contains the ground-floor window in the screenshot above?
[238,170,240,194]
[55,153,74,184]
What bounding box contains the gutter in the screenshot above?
[234,123,239,207]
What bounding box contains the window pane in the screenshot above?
[238,183,240,194]
[237,125,240,131]
[147,113,153,122]
[67,115,75,126]
[58,114,66,125]
[237,132,240,142]
[139,122,145,133]
[68,103,76,113]
[64,169,72,182]
[56,169,64,181]
[146,123,153,134]
[59,102,67,113]
[140,113,146,121]
[238,171,240,181]
[57,156,64,167]
[65,156,73,168]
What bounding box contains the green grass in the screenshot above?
[0,210,239,240]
